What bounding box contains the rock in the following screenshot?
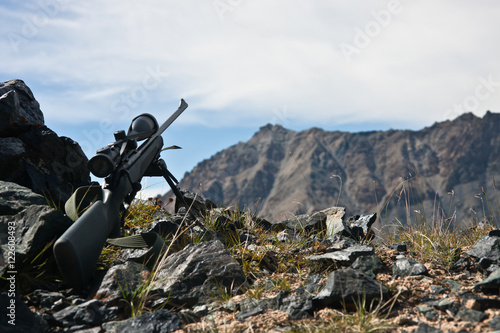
[490,316,500,330]
[0,90,20,132]
[306,244,374,264]
[177,309,202,324]
[0,79,90,203]
[320,206,345,236]
[149,219,180,237]
[0,137,25,161]
[461,293,500,310]
[280,292,314,319]
[0,79,44,129]
[313,267,388,308]
[450,256,473,273]
[466,235,500,271]
[415,322,443,333]
[95,261,148,305]
[0,202,73,276]
[30,290,66,310]
[102,309,181,333]
[392,256,428,277]
[277,210,329,234]
[324,234,359,250]
[0,292,48,333]
[489,230,500,237]
[235,306,265,320]
[152,240,247,307]
[389,241,407,252]
[417,304,434,313]
[324,209,376,241]
[456,306,488,322]
[345,213,377,241]
[351,254,385,278]
[175,190,216,215]
[474,268,500,294]
[0,181,47,215]
[52,299,117,328]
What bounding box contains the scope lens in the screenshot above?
[88,154,114,178]
[127,114,158,141]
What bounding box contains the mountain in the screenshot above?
[164,112,500,227]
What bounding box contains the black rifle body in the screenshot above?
[54,100,186,288]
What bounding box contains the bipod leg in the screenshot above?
[155,159,195,218]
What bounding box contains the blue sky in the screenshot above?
[2,0,500,197]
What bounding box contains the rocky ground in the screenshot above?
[1,184,500,333]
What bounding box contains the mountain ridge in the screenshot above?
[164,111,500,227]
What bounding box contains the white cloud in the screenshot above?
[1,0,500,130]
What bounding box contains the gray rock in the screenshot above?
[0,204,72,275]
[392,256,428,277]
[0,79,44,128]
[0,137,25,158]
[389,241,407,252]
[222,299,238,312]
[417,304,434,313]
[443,278,462,291]
[456,307,488,322]
[345,213,377,240]
[323,206,346,237]
[351,254,385,278]
[0,204,72,256]
[415,322,443,333]
[0,90,20,132]
[175,190,216,215]
[0,79,90,203]
[52,299,114,328]
[306,244,374,264]
[466,235,500,269]
[31,290,65,309]
[102,309,181,333]
[433,298,456,312]
[324,234,360,250]
[239,298,261,312]
[474,268,500,294]
[461,293,500,310]
[490,316,500,330]
[0,292,48,333]
[152,240,246,307]
[177,309,202,324]
[235,306,265,320]
[278,210,329,233]
[95,261,148,305]
[280,293,314,319]
[313,267,388,308]
[0,181,47,215]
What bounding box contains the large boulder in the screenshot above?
[0,181,73,277]
[151,240,247,307]
[0,79,90,203]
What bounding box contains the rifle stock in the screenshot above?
[53,201,112,287]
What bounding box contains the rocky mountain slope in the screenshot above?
[168,112,500,226]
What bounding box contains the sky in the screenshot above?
[1,0,500,198]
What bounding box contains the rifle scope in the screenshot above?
[88,114,159,178]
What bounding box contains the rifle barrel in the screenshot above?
[158,99,188,134]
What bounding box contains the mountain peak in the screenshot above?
[174,113,500,225]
